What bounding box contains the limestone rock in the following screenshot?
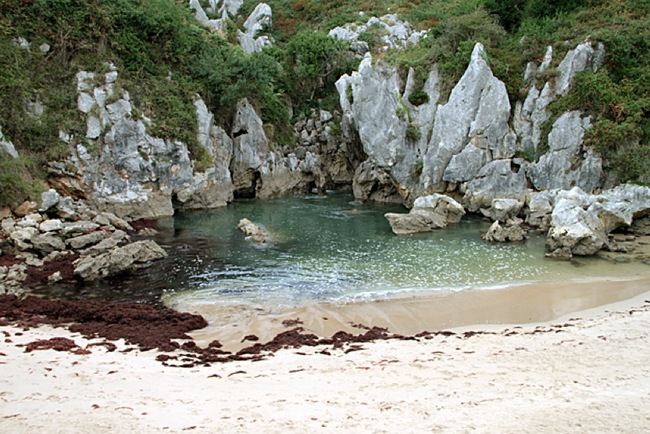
[385,194,465,235]
[73,239,167,281]
[230,99,268,197]
[31,233,66,254]
[0,127,19,159]
[483,219,526,243]
[67,231,107,250]
[528,111,602,193]
[40,189,62,212]
[463,160,528,213]
[525,191,554,230]
[546,196,607,258]
[237,218,269,243]
[481,198,524,222]
[423,43,512,192]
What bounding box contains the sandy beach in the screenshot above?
[2,279,650,433]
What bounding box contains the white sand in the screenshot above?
[2,289,650,433]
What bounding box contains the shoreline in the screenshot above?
[182,275,650,351]
[1,282,649,432]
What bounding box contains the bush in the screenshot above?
[283,30,356,114]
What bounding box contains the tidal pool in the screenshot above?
[156,193,649,310]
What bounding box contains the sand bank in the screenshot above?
[1,281,650,433]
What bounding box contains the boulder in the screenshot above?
[481,198,524,222]
[385,194,465,235]
[483,218,526,243]
[9,227,39,250]
[73,239,167,281]
[31,233,66,254]
[67,231,107,250]
[61,221,100,237]
[14,201,38,217]
[525,191,554,230]
[40,189,61,212]
[237,218,269,244]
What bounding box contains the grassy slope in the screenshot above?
[0,0,647,207]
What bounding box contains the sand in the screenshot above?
[2,281,650,433]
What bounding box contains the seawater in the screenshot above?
[152,193,649,311]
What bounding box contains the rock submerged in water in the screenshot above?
[384,194,465,235]
[237,218,270,244]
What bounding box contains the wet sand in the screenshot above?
[186,276,650,351]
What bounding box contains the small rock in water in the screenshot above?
[237,218,269,244]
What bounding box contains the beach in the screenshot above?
[2,279,650,433]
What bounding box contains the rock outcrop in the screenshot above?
[0,190,167,289]
[0,127,19,159]
[483,218,527,243]
[546,185,650,259]
[329,14,428,51]
[384,194,465,235]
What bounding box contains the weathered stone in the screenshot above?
[230,98,268,196]
[525,191,554,229]
[443,144,490,183]
[528,111,602,193]
[481,198,524,222]
[67,231,108,250]
[384,194,465,235]
[9,227,39,250]
[483,219,526,243]
[93,212,133,232]
[73,239,167,281]
[546,190,607,258]
[0,127,19,159]
[352,160,402,203]
[423,43,511,192]
[463,160,528,213]
[61,221,100,237]
[31,233,66,254]
[237,218,269,243]
[40,189,62,212]
[14,201,38,217]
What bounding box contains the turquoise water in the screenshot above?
[157,193,649,309]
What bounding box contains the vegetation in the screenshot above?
[0,0,648,207]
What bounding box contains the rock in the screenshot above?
[31,233,66,254]
[239,3,273,53]
[384,194,465,235]
[423,43,512,192]
[93,212,133,232]
[481,198,524,222]
[0,127,19,159]
[352,161,402,204]
[463,160,528,213]
[237,218,269,243]
[9,227,39,250]
[527,111,602,193]
[546,192,607,258]
[230,99,268,197]
[329,14,427,50]
[14,201,38,217]
[67,231,107,250]
[40,189,62,212]
[56,197,78,220]
[81,230,129,256]
[525,191,554,230]
[61,221,100,237]
[73,239,167,281]
[48,271,63,283]
[483,219,526,243]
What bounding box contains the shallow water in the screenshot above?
[157,193,649,312]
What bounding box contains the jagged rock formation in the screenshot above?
[237,218,269,243]
[483,218,527,243]
[338,41,606,214]
[189,0,272,53]
[329,14,428,51]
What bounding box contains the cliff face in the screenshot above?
[337,41,606,219]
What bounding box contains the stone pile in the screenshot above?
[0,189,167,294]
